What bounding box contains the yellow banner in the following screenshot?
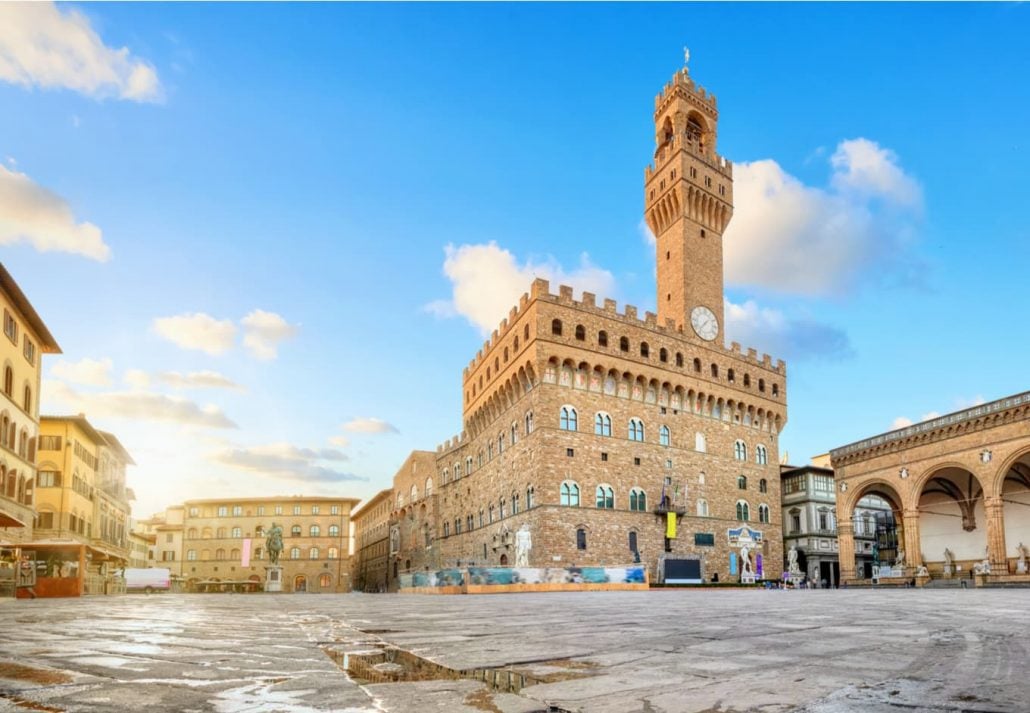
[666,511,677,539]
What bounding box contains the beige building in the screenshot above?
[388,58,788,586]
[0,264,61,547]
[31,415,135,596]
[831,391,1030,584]
[181,496,358,593]
[351,488,392,592]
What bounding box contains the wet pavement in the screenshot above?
[1,589,1028,712]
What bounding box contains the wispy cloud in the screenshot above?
[241,309,298,360]
[341,417,398,435]
[724,138,922,296]
[213,443,365,484]
[152,313,237,356]
[44,379,237,429]
[157,370,244,391]
[0,2,162,102]
[426,242,615,335]
[724,299,852,362]
[0,164,111,261]
[50,357,113,387]
[892,395,985,431]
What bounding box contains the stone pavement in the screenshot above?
[1,589,1028,712]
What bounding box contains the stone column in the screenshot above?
[985,496,1008,573]
[838,521,856,582]
[903,509,922,572]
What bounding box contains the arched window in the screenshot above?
[23,386,30,414]
[215,548,225,560]
[736,501,750,522]
[595,485,614,509]
[659,348,668,363]
[511,492,519,514]
[695,432,707,453]
[727,368,735,383]
[511,422,518,444]
[734,440,747,461]
[3,366,11,396]
[526,486,535,509]
[525,410,534,434]
[594,412,611,437]
[676,352,684,367]
[711,364,719,378]
[772,383,780,397]
[443,522,450,537]
[758,504,770,524]
[756,445,768,465]
[576,528,587,550]
[559,406,577,431]
[187,528,197,539]
[598,330,608,347]
[328,547,339,559]
[619,336,629,352]
[291,525,301,536]
[659,425,670,447]
[216,527,227,538]
[309,547,319,559]
[231,526,242,538]
[498,433,504,454]
[230,548,240,560]
[329,524,340,537]
[629,488,647,512]
[640,342,650,358]
[737,475,747,490]
[575,324,585,341]
[319,573,333,589]
[759,378,766,392]
[628,418,645,442]
[628,531,638,553]
[743,374,751,387]
[290,547,301,560]
[551,319,563,336]
[187,549,196,561]
[310,524,321,537]
[465,457,473,475]
[560,481,580,507]
[697,499,709,517]
[759,478,768,494]
[693,358,702,372]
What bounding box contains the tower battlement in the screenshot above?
[655,68,718,114]
[462,277,785,379]
[645,133,733,181]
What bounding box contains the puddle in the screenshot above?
[0,662,73,685]
[324,646,590,695]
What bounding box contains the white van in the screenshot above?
[124,568,172,594]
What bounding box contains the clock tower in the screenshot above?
[644,53,733,342]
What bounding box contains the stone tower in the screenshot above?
[644,55,734,342]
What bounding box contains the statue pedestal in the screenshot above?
[265,565,283,593]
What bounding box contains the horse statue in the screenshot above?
[266,523,284,566]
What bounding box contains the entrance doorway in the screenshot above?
[818,561,839,588]
[294,575,307,592]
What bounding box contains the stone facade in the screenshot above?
[389,59,788,587]
[830,391,1030,582]
[351,488,392,592]
[180,496,358,593]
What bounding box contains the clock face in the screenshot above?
[690,306,719,341]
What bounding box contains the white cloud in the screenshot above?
[0,2,162,102]
[639,219,656,247]
[724,299,851,362]
[240,309,297,360]
[328,435,350,448]
[152,313,237,355]
[157,370,244,391]
[44,379,236,429]
[427,242,616,335]
[724,138,922,296]
[0,164,111,261]
[341,418,398,435]
[123,369,150,390]
[50,357,113,386]
[213,443,364,484]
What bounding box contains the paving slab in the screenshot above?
[1,589,1028,712]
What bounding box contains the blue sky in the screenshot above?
[2,3,1028,518]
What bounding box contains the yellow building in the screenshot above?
[0,264,60,595]
[30,415,135,596]
[181,496,358,593]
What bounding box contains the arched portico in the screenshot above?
[916,465,991,574]
[998,448,1030,572]
[839,481,905,582]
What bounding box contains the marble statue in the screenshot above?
[916,565,929,578]
[265,523,283,566]
[895,549,905,568]
[740,545,753,575]
[973,546,991,575]
[787,544,800,574]
[514,523,532,568]
[943,548,955,577]
[1018,543,1029,575]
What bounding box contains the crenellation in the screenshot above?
[558,284,574,302]
[644,311,657,327]
[581,291,596,308]
[604,298,617,312]
[762,354,772,368]
[747,348,758,361]
[776,359,786,373]
[531,278,550,298]
[624,305,638,320]
[731,342,741,354]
